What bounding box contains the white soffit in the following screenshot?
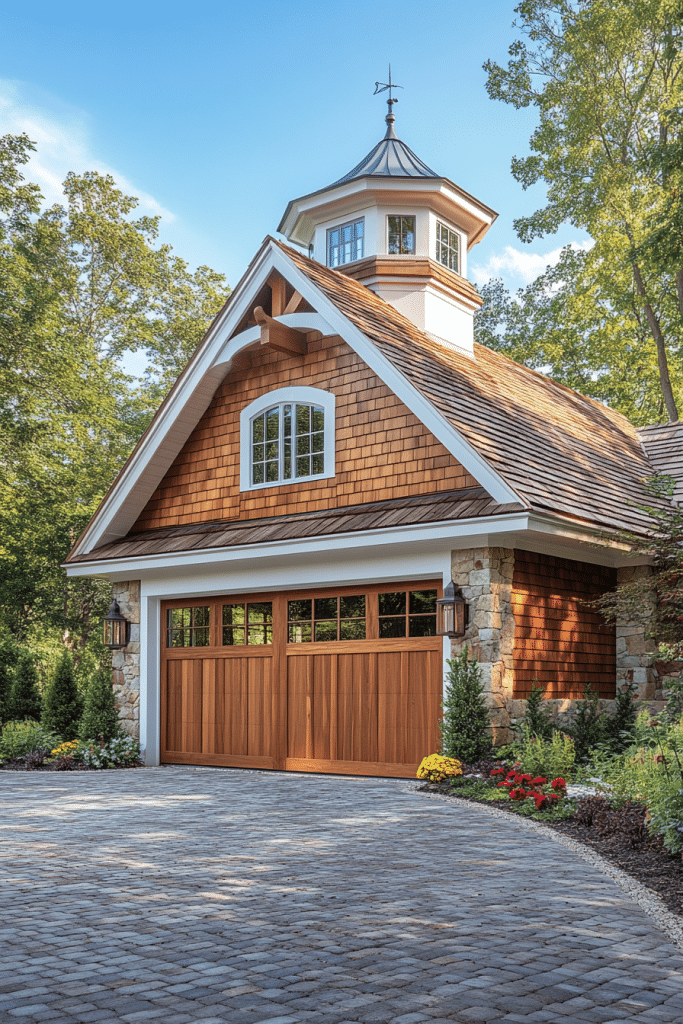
[71,240,521,559]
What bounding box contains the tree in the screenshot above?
[41,651,82,741]
[485,0,683,421]
[79,668,120,743]
[440,647,491,763]
[0,630,18,724]
[7,650,41,721]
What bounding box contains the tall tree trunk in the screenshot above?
[632,261,679,422]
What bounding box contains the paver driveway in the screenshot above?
[1,767,682,1024]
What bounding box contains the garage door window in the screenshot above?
[288,595,366,642]
[379,589,437,638]
[223,602,273,645]
[167,606,210,647]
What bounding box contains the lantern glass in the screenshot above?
[103,601,128,649]
[436,582,467,638]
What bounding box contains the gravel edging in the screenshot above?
[406,782,683,952]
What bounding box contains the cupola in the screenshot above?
[278,84,497,355]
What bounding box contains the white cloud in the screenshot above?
[0,78,175,221]
[470,240,592,289]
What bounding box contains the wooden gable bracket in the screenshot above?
[254,306,308,356]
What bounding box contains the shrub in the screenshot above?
[496,769,568,811]
[602,682,638,754]
[0,720,59,762]
[6,653,42,722]
[522,683,554,740]
[79,669,120,743]
[440,647,491,763]
[515,730,576,782]
[417,754,463,784]
[41,651,83,741]
[569,684,605,761]
[0,632,19,725]
[81,736,141,769]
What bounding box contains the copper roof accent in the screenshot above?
[277,241,666,536]
[69,488,523,564]
[340,255,482,308]
[637,422,683,505]
[330,131,438,184]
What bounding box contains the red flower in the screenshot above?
[490,768,504,776]
[518,774,532,784]
[510,788,526,801]
[534,794,549,810]
[531,777,547,787]
[548,793,560,802]
[551,778,567,790]
[497,782,508,788]
[506,770,517,780]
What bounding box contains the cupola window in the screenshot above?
[327,218,364,267]
[388,215,416,255]
[436,221,460,273]
[240,386,336,491]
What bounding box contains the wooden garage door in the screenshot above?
[161,582,442,778]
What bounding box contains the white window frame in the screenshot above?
[240,386,336,492]
[387,214,416,255]
[327,218,364,268]
[435,219,460,274]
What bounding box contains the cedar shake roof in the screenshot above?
[277,241,665,537]
[69,488,522,563]
[637,422,683,505]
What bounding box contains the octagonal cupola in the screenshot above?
[278,93,497,355]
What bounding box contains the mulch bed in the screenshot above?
[436,760,683,920]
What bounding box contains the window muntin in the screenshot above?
[388,215,416,255]
[167,606,210,648]
[287,595,366,643]
[223,602,273,646]
[378,589,437,638]
[436,221,459,273]
[251,403,324,486]
[327,218,364,267]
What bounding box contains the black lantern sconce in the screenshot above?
[436,581,468,638]
[103,600,130,650]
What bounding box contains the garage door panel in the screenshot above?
[286,655,310,760]
[247,656,272,757]
[335,653,378,764]
[377,651,405,764]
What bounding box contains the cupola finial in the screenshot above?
[373,64,403,139]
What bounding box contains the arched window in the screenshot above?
[239,387,335,491]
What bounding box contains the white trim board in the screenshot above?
[70,239,521,559]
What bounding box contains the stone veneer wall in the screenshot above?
[111,581,141,740]
[450,548,670,745]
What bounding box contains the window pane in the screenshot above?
[223,626,245,646]
[315,620,338,642]
[252,442,264,462]
[266,440,278,461]
[340,619,366,640]
[194,627,210,647]
[195,607,210,627]
[297,434,310,455]
[252,463,264,485]
[252,414,264,444]
[247,602,272,623]
[288,622,311,643]
[409,590,437,614]
[266,408,279,439]
[311,407,324,432]
[379,618,406,639]
[296,455,310,477]
[247,624,273,645]
[409,615,437,637]
[223,604,245,625]
[288,599,311,621]
[315,597,337,619]
[311,431,324,453]
[340,595,365,618]
[296,404,310,433]
[266,461,279,482]
[311,454,324,475]
[379,592,405,616]
[169,609,184,628]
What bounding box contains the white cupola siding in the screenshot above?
[278,107,497,355]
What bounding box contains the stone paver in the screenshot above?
[0,767,682,1024]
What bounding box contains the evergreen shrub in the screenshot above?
[41,651,82,741]
[7,651,42,722]
[440,647,491,764]
[79,669,120,743]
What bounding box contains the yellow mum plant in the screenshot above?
[417,753,463,783]
[50,740,79,757]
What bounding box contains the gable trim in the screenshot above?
[70,239,520,559]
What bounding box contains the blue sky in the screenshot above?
[1,0,588,298]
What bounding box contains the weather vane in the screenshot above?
[374,65,403,122]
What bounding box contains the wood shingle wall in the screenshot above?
[134,336,477,532]
[512,551,616,699]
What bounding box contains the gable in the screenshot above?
[133,333,478,532]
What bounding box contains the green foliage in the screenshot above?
[446,775,575,821]
[0,719,58,762]
[484,0,683,422]
[514,730,576,782]
[440,647,491,763]
[79,669,120,743]
[602,682,639,753]
[569,684,605,762]
[0,630,19,723]
[522,682,554,740]
[7,650,41,721]
[41,651,82,741]
[80,735,141,769]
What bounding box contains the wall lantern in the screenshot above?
[436,581,468,638]
[103,600,129,650]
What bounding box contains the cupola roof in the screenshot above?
[329,114,438,185]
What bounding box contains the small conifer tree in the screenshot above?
[522,682,554,740]
[41,651,82,741]
[79,669,120,743]
[7,650,42,722]
[440,646,491,764]
[0,633,19,724]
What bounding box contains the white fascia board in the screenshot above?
[73,240,515,557]
[65,509,639,582]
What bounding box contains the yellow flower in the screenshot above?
[417,753,463,783]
